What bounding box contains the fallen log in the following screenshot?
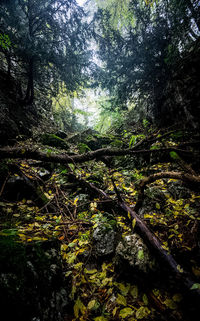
[0,145,191,164]
[67,172,200,301]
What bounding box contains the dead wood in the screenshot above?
[0,146,191,164]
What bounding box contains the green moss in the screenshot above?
[41,133,69,149]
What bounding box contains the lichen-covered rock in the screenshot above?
[0,236,69,321]
[115,234,156,274]
[93,224,117,257]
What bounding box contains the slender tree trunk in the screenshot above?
[25,57,34,104]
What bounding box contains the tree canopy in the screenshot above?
[0,0,92,104]
[93,0,200,119]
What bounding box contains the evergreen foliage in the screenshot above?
[93,0,200,118]
[0,0,91,105]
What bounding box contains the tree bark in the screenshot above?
[0,146,192,164]
[24,57,34,104]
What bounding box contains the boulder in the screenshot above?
[40,133,69,150]
[93,223,117,257]
[115,234,157,274]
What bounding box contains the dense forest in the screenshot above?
[0,1,200,321]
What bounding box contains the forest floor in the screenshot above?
[0,125,200,321]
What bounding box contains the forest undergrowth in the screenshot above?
[0,125,200,321]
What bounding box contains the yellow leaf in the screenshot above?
[61,244,68,251]
[84,268,98,274]
[132,218,136,230]
[87,299,96,310]
[119,307,134,318]
[65,271,72,277]
[156,203,160,209]
[144,214,153,219]
[102,277,113,286]
[116,294,127,306]
[66,253,76,264]
[74,262,83,270]
[112,307,118,316]
[136,306,150,319]
[69,225,78,230]
[73,197,79,206]
[76,248,86,255]
[177,265,184,273]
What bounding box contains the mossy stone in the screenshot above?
[41,133,69,149]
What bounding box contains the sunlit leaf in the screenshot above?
[119,307,134,318]
[65,271,72,277]
[155,203,160,209]
[132,218,136,230]
[87,299,96,310]
[74,262,83,270]
[84,268,98,274]
[102,277,113,286]
[116,293,127,306]
[74,298,86,318]
[190,283,200,290]
[112,307,118,316]
[68,242,77,248]
[177,265,184,273]
[135,306,150,319]
[66,253,76,264]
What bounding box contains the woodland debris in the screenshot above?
[67,171,200,301]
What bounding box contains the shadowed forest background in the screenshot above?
[0,1,200,321]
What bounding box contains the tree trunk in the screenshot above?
[24,57,34,104]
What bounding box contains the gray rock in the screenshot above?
[93,224,116,256]
[115,234,156,273]
[167,180,191,199]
